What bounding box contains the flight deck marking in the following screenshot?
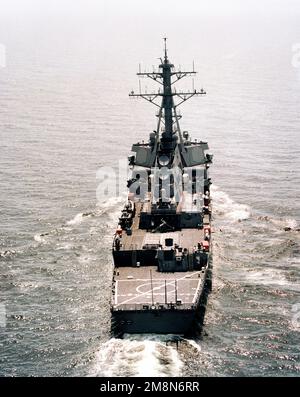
[136,281,176,295]
[192,277,204,304]
[117,293,194,297]
[115,271,201,307]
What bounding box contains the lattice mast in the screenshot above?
[129,38,206,159]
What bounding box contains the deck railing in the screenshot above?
[112,302,197,312]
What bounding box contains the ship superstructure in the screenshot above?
[111,40,213,336]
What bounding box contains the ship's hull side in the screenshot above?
[112,309,196,335]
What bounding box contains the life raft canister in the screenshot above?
[202,240,210,252]
[204,226,211,234]
[116,227,123,235]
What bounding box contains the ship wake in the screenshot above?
[90,335,183,377]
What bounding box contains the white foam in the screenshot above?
[269,217,298,230]
[67,213,84,226]
[96,194,127,213]
[211,185,251,222]
[55,243,74,250]
[18,281,41,292]
[291,304,300,331]
[93,195,132,231]
[0,249,16,257]
[286,219,298,229]
[91,336,183,377]
[34,234,46,243]
[134,341,163,377]
[256,214,299,232]
[243,268,293,288]
[182,338,202,352]
[227,208,251,221]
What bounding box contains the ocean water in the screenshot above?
[0,3,300,376]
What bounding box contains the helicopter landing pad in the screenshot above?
[113,266,204,309]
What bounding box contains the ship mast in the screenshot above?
[129,38,206,160]
[160,37,174,154]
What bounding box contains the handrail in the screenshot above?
[112,302,197,311]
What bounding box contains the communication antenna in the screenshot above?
[150,269,154,306]
[163,37,168,61]
[165,279,168,304]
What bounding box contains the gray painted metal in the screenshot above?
[111,40,213,336]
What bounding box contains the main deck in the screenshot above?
[118,201,211,252]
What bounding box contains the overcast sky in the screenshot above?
[0,0,300,19]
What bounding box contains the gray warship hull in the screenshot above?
[112,308,203,335]
[110,41,213,337]
[111,264,212,336]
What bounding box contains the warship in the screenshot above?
[111,39,213,336]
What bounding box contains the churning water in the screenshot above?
[0,3,300,376]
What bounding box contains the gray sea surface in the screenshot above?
[0,1,299,376]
